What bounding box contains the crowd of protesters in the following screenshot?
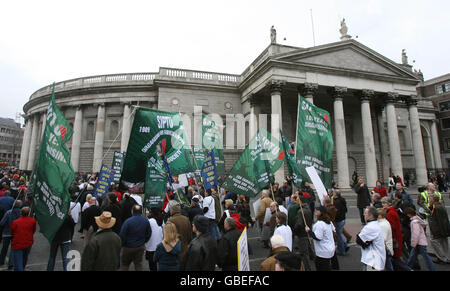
[1,167,450,272]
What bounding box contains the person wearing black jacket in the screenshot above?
[47,212,76,271]
[332,190,349,256]
[293,197,313,271]
[81,198,101,247]
[217,217,241,271]
[354,178,371,225]
[101,193,123,235]
[188,197,203,223]
[180,215,218,271]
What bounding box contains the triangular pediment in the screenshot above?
[275,40,417,79]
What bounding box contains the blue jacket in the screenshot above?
[153,240,181,271]
[119,214,151,248]
[0,207,21,237]
[0,196,15,212]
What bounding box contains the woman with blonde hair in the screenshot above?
[153,222,181,271]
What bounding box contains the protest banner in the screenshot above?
[295,96,334,189]
[93,164,114,199]
[237,227,250,271]
[29,84,75,242]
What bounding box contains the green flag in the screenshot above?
[144,154,168,209]
[193,114,225,177]
[121,107,195,184]
[280,130,303,188]
[29,85,75,242]
[295,96,334,188]
[221,128,285,197]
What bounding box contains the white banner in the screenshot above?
[237,227,250,271]
[305,166,327,204]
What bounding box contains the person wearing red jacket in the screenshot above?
[381,197,411,271]
[372,180,388,198]
[10,207,36,271]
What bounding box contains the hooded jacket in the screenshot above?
[410,215,428,248]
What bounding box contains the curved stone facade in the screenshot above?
[21,39,440,188]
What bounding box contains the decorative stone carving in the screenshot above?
[340,18,352,40]
[402,49,408,65]
[270,25,277,44]
[331,86,347,100]
[269,80,285,94]
[360,89,375,101]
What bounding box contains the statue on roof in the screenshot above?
[270,25,277,44]
[339,18,351,40]
[402,49,408,65]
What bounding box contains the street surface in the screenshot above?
[2,190,449,271]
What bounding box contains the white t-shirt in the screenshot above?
[145,218,164,252]
[359,220,386,271]
[274,225,293,251]
[203,195,215,220]
[312,220,336,259]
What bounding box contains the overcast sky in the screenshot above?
[1,0,449,122]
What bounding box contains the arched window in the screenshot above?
[86,121,95,140]
[110,120,119,140]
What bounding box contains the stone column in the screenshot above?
[360,90,378,188]
[430,119,443,169]
[406,97,428,186]
[92,103,105,173]
[375,107,390,184]
[27,115,40,171]
[40,112,47,140]
[270,80,285,184]
[19,117,32,170]
[71,105,83,173]
[121,102,132,152]
[332,87,350,189]
[303,83,318,104]
[248,94,259,142]
[385,92,404,181]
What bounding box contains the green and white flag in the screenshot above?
[29,85,75,243]
[221,128,285,197]
[295,96,334,189]
[193,114,225,177]
[121,107,195,184]
[280,130,303,188]
[144,154,168,209]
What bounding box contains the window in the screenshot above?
[86,121,95,140]
[446,139,450,150]
[445,82,450,93]
[436,84,444,95]
[441,118,450,130]
[439,100,450,112]
[109,120,119,140]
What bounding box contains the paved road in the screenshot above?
[1,190,449,271]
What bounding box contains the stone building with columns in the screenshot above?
[20,28,439,189]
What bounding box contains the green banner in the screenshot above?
[280,130,303,188]
[30,85,75,243]
[144,155,168,209]
[220,129,285,197]
[193,114,225,176]
[295,96,334,189]
[121,107,195,184]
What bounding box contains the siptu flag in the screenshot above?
[193,114,226,176]
[201,150,218,190]
[295,96,334,189]
[29,84,75,243]
[144,154,169,209]
[121,107,195,184]
[221,128,285,197]
[280,130,303,188]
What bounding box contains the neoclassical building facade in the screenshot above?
[20,33,441,189]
